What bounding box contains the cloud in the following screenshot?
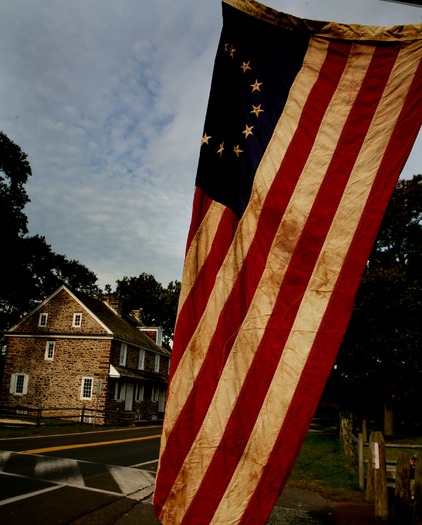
[1,0,420,290]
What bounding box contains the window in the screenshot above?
[38,313,48,327]
[154,354,160,373]
[119,343,127,366]
[138,349,145,370]
[9,373,29,395]
[135,384,144,402]
[151,386,159,402]
[81,377,93,400]
[73,313,82,327]
[45,341,55,360]
[115,381,126,401]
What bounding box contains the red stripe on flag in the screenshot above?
[170,201,239,371]
[154,39,351,517]
[240,48,422,525]
[185,188,213,253]
[179,44,400,525]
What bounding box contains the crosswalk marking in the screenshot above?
[0,451,155,499]
[35,456,82,485]
[0,479,61,506]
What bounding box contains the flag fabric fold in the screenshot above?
[154,1,422,523]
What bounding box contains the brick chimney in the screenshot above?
[130,309,143,323]
[100,294,122,314]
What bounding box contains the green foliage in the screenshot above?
[332,175,422,427]
[1,234,100,330]
[161,280,182,341]
[0,131,100,331]
[116,274,180,348]
[0,131,31,238]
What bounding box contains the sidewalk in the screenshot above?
[109,487,378,525]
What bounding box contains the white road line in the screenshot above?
[0,470,130,499]
[109,465,155,495]
[130,459,158,467]
[0,453,155,501]
[0,451,12,465]
[0,477,61,506]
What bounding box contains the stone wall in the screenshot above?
[2,285,170,424]
[16,288,107,335]
[1,336,110,411]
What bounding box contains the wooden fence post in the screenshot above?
[340,415,356,468]
[36,407,42,427]
[362,418,368,444]
[373,431,388,522]
[366,432,375,503]
[414,456,422,525]
[392,453,412,524]
[358,432,365,491]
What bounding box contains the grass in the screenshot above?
[383,435,422,462]
[287,431,362,502]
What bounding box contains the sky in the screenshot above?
[1,0,421,291]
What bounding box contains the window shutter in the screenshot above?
[9,374,16,393]
[22,374,29,395]
[119,343,127,366]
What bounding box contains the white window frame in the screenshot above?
[73,313,83,327]
[119,343,127,366]
[38,313,48,327]
[135,383,144,402]
[151,386,159,402]
[9,373,29,395]
[45,341,55,361]
[81,377,93,400]
[154,354,160,373]
[138,349,145,370]
[115,380,126,401]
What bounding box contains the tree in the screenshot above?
[0,131,100,331]
[0,131,31,239]
[332,175,422,434]
[117,273,164,325]
[160,280,182,344]
[116,274,180,348]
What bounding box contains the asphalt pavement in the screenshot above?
[0,426,378,524]
[111,488,335,525]
[71,486,378,525]
[1,466,378,525]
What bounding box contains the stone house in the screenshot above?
[1,285,171,423]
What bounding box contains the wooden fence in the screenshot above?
[0,405,163,428]
[340,417,422,523]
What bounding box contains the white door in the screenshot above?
[125,383,134,411]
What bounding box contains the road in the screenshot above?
[0,425,162,524]
[0,427,375,525]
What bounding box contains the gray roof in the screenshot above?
[6,285,171,358]
[72,289,171,356]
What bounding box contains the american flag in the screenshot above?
[154,1,422,523]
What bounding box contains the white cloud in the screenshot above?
[1,0,420,290]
